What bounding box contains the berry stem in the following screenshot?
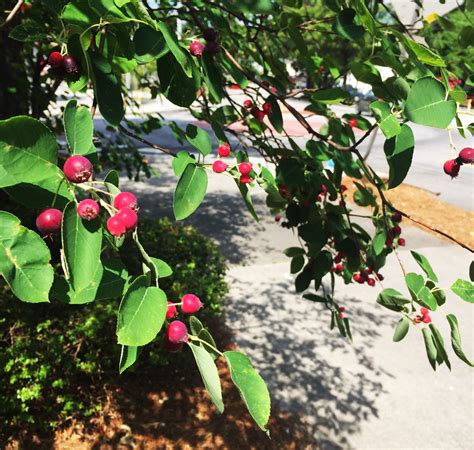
[187,335,224,356]
[132,230,159,287]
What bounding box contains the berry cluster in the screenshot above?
[443,147,473,178]
[211,143,254,184]
[164,294,204,352]
[243,98,273,123]
[414,307,432,324]
[188,27,220,57]
[48,51,80,78]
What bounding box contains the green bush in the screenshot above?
[0,217,227,436]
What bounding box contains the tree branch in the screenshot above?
[118,124,177,157]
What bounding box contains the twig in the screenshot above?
[0,0,24,29]
[118,124,177,157]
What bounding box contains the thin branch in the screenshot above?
[118,124,177,157]
[0,0,24,29]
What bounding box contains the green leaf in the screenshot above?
[157,22,192,77]
[189,343,224,413]
[353,0,375,34]
[90,52,124,126]
[64,100,94,155]
[384,124,414,189]
[404,77,456,128]
[393,317,410,342]
[376,288,410,312]
[311,88,350,104]
[172,151,195,177]
[394,31,445,67]
[185,124,212,156]
[266,96,283,133]
[173,164,208,220]
[67,33,91,93]
[89,0,129,20]
[236,180,259,221]
[198,329,220,360]
[370,101,401,139]
[62,202,102,296]
[116,275,168,346]
[157,51,200,107]
[372,229,386,255]
[221,54,249,89]
[450,279,474,303]
[0,116,72,202]
[9,19,46,42]
[189,316,204,336]
[284,247,305,257]
[149,257,173,278]
[119,345,139,374]
[290,255,305,274]
[429,324,451,370]
[405,272,437,310]
[0,211,53,303]
[224,351,270,433]
[202,53,225,103]
[61,0,100,30]
[446,314,473,367]
[422,327,437,371]
[410,251,438,282]
[333,9,365,41]
[134,25,169,64]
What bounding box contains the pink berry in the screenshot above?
[181,294,204,314]
[106,215,126,237]
[367,278,375,286]
[240,174,251,184]
[238,162,252,175]
[443,159,460,178]
[212,160,228,173]
[422,315,432,324]
[48,51,63,69]
[243,99,253,109]
[117,207,138,231]
[63,155,93,183]
[339,312,344,319]
[77,199,100,221]
[398,238,406,247]
[202,28,218,41]
[217,143,231,157]
[36,208,62,235]
[420,307,429,316]
[458,147,474,164]
[189,40,204,57]
[166,320,188,343]
[166,301,177,320]
[262,101,272,115]
[114,192,138,211]
[348,118,358,128]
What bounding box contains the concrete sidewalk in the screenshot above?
[121,156,473,450]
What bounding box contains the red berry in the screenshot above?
[181,293,204,314]
[238,162,252,175]
[243,99,253,109]
[117,207,138,231]
[62,54,80,76]
[339,312,345,319]
[189,41,204,56]
[348,118,358,128]
[340,185,348,193]
[414,315,422,324]
[339,306,346,312]
[279,184,288,197]
[261,80,270,88]
[106,215,126,237]
[353,273,361,283]
[398,238,406,247]
[262,102,272,115]
[391,225,402,235]
[114,192,138,211]
[420,307,429,316]
[385,238,393,248]
[202,28,218,41]
[335,263,343,273]
[240,174,252,184]
[77,199,100,221]
[217,143,231,157]
[367,278,375,286]
[36,208,62,235]
[204,41,220,55]
[166,301,177,320]
[391,211,402,223]
[422,315,432,324]
[271,87,278,93]
[458,147,474,164]
[274,214,281,222]
[443,159,460,178]
[48,51,63,69]
[166,320,188,343]
[212,160,228,173]
[250,107,265,122]
[63,155,93,183]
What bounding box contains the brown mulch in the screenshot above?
[5,319,316,450]
[343,177,474,250]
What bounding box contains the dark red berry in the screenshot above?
[391,225,402,235]
[202,28,218,41]
[392,211,402,223]
[63,155,93,183]
[262,102,272,115]
[458,147,474,164]
[36,208,62,235]
[106,215,126,237]
[238,162,252,175]
[117,207,138,231]
[250,107,265,122]
[212,160,228,173]
[204,41,220,55]
[166,301,177,320]
[376,273,384,281]
[261,80,270,88]
[48,51,63,69]
[166,320,188,343]
[275,214,281,222]
[398,238,406,247]
[77,199,100,221]
[217,143,230,157]
[114,192,138,211]
[189,41,204,56]
[62,54,80,76]
[163,335,183,353]
[443,159,460,178]
[339,306,346,313]
[243,99,253,109]
[181,294,204,314]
